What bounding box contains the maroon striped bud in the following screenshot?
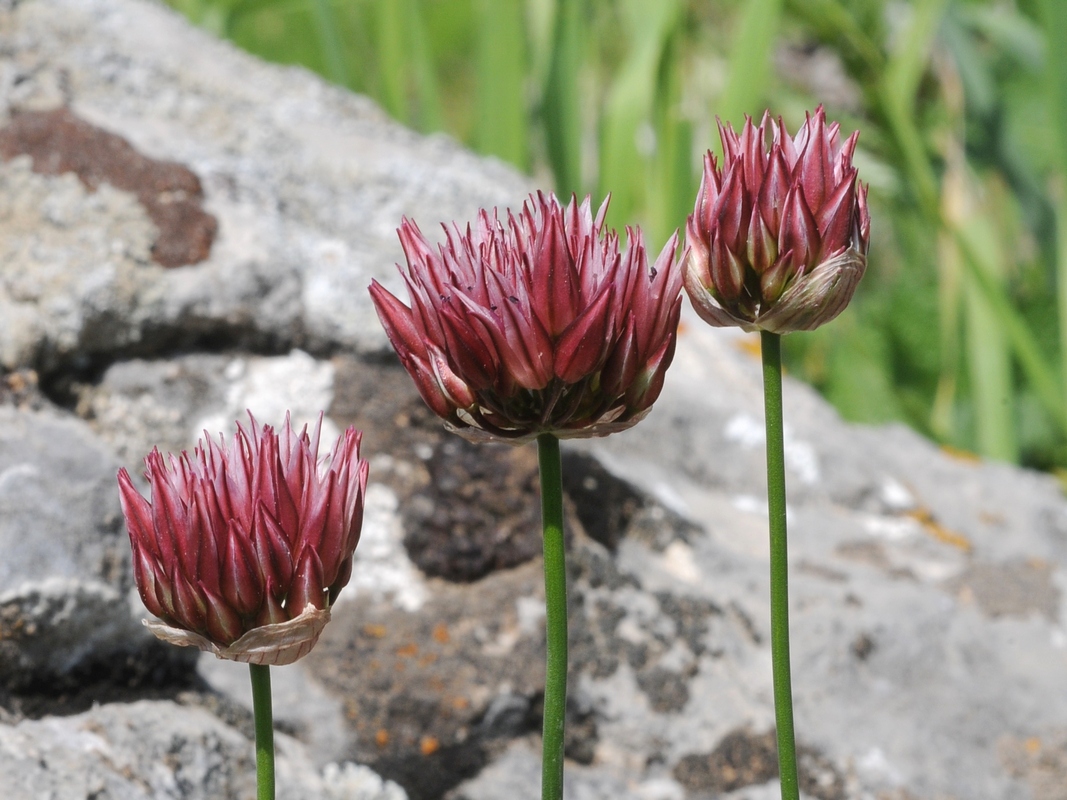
[118,412,369,665]
[370,192,683,443]
[685,106,870,333]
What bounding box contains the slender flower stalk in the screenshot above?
[250,663,276,800]
[118,412,369,800]
[371,193,683,799]
[685,108,870,800]
[537,433,567,800]
[761,331,799,800]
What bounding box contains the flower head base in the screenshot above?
[685,106,870,333]
[370,192,683,443]
[118,413,369,666]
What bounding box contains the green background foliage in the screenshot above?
[166,0,1067,474]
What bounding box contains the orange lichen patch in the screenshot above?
[979,510,1005,526]
[375,729,390,748]
[0,369,44,411]
[432,622,451,644]
[735,334,762,360]
[906,507,972,552]
[1025,737,1042,755]
[450,696,470,711]
[420,736,440,756]
[396,642,419,658]
[418,653,439,667]
[939,444,982,464]
[363,623,387,638]
[5,371,29,393]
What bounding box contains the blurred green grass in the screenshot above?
[167,0,1067,474]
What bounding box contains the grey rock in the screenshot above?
[2,0,1066,798]
[79,350,339,469]
[321,762,410,800]
[0,406,192,689]
[0,580,142,685]
[564,321,1067,800]
[197,655,353,768]
[0,699,407,799]
[447,739,655,800]
[0,407,124,589]
[0,0,532,377]
[0,157,156,372]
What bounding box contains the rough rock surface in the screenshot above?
[0,699,407,799]
[0,0,528,377]
[0,405,195,696]
[2,1,1066,799]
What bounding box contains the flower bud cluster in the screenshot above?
[685,106,870,333]
[118,414,368,665]
[370,192,684,442]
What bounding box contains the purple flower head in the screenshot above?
[370,192,684,443]
[685,106,870,333]
[118,412,369,666]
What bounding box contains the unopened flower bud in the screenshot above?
[118,413,369,665]
[685,106,870,333]
[370,192,684,443]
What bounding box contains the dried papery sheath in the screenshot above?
[118,413,369,666]
[370,192,684,443]
[685,106,870,333]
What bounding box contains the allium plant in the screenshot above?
[371,192,682,800]
[118,413,369,800]
[685,108,869,800]
[370,191,683,443]
[685,106,870,334]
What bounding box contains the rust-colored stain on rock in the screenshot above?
[432,622,450,644]
[363,623,388,639]
[0,107,217,268]
[419,736,439,756]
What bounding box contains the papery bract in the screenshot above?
[370,192,684,443]
[118,413,369,666]
[685,106,870,333]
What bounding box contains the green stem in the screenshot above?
[249,663,276,800]
[537,432,568,800]
[760,331,800,800]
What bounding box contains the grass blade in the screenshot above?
[543,0,584,196]
[954,227,1067,437]
[1037,0,1067,406]
[931,227,962,442]
[879,0,949,214]
[372,0,442,131]
[650,25,694,246]
[475,0,528,168]
[960,213,1017,462]
[717,0,783,130]
[597,0,684,228]
[375,0,408,123]
[309,0,349,87]
[408,0,443,131]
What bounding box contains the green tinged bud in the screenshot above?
[684,106,870,334]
